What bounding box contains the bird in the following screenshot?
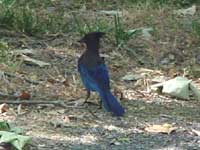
[77,31,125,116]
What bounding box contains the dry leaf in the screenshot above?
[0,103,9,113]
[50,115,70,128]
[110,139,121,146]
[151,76,168,83]
[192,129,200,136]
[19,91,31,100]
[174,5,196,16]
[57,109,65,114]
[20,54,50,67]
[145,123,177,134]
[17,104,22,115]
[62,79,69,86]
[121,74,142,81]
[62,115,70,123]
[12,49,35,56]
[151,77,193,100]
[47,78,57,84]
[99,10,122,16]
[190,83,200,101]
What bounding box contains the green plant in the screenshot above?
[73,15,110,36]
[0,0,38,34]
[0,41,23,71]
[113,13,138,48]
[0,0,71,35]
[0,0,16,27]
[192,20,200,39]
[14,6,36,35]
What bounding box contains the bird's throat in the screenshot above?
[85,42,100,55]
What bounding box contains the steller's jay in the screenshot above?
[78,32,125,116]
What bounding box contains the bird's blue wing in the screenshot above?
[78,63,112,111]
[78,63,110,91]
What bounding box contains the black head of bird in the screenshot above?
[79,32,105,51]
[79,32,105,43]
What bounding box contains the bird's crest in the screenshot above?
[79,31,105,43]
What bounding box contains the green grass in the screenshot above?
[192,19,200,39]
[0,41,18,70]
[0,0,198,35]
[72,14,111,36]
[0,0,72,35]
[113,12,139,49]
[0,0,198,36]
[0,0,199,67]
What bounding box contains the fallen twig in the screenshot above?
[0,100,85,109]
[3,71,41,85]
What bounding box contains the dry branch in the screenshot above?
[0,100,84,109]
[3,71,41,85]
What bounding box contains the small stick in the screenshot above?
[3,72,41,85]
[0,100,84,109]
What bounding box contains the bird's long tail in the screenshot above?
[99,90,125,116]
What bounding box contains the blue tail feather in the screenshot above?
[99,90,125,116]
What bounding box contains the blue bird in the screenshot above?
[78,32,125,116]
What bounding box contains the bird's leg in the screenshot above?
[83,90,91,105]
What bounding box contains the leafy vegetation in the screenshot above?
[0,0,198,36]
[72,15,110,36]
[192,19,200,38]
[0,0,199,64]
[113,12,138,48]
[0,0,71,35]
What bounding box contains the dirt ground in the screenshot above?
[0,33,200,150]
